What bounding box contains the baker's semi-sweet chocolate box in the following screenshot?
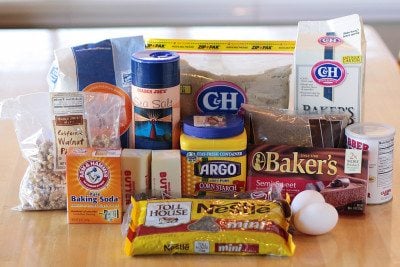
[247,144,368,214]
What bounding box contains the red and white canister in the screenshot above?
[345,123,395,204]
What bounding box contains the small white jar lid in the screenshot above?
[345,122,395,139]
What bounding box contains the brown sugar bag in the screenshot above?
[145,39,294,118]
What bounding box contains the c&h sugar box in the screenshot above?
[66,147,122,224]
[293,14,366,123]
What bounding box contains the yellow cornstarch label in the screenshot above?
[181,150,247,197]
[124,198,295,256]
[342,55,363,64]
[180,126,248,198]
[145,39,295,53]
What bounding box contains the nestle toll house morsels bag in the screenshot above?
[293,14,366,124]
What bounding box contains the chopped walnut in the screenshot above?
[19,140,66,210]
[91,134,120,149]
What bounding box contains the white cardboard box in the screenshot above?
[293,14,366,124]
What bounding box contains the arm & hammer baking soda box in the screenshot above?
[66,147,122,224]
[293,14,366,124]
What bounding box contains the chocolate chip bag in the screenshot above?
[124,197,295,256]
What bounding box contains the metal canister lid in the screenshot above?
[182,114,244,139]
[345,122,395,140]
[131,50,180,88]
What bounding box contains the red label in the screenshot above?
[347,137,370,150]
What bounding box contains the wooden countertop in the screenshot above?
[1,26,400,267]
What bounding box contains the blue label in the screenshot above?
[194,160,241,178]
[72,40,116,91]
[196,81,247,114]
[134,106,172,149]
[181,150,246,157]
[48,65,59,86]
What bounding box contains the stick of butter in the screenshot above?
[151,150,181,198]
[121,149,151,211]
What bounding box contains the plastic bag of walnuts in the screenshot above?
[0,92,123,210]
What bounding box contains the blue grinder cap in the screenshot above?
[131,50,180,88]
[183,114,244,139]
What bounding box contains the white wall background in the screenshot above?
[0,0,399,56]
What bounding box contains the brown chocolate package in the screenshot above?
[241,104,349,148]
[247,144,368,214]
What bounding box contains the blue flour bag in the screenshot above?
[48,36,145,148]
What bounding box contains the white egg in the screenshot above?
[294,202,338,235]
[291,190,325,215]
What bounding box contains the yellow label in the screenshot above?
[145,39,295,53]
[180,85,192,94]
[342,55,362,64]
[180,130,247,197]
[181,151,247,197]
[124,198,295,256]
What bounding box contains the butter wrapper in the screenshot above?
[151,150,181,198]
[121,149,151,211]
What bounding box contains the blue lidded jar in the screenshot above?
[131,50,180,149]
[180,114,247,197]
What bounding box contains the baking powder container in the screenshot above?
[131,50,180,149]
[180,114,247,197]
[345,122,395,204]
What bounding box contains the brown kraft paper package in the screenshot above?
[247,144,368,214]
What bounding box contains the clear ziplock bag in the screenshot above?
[0,92,124,210]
